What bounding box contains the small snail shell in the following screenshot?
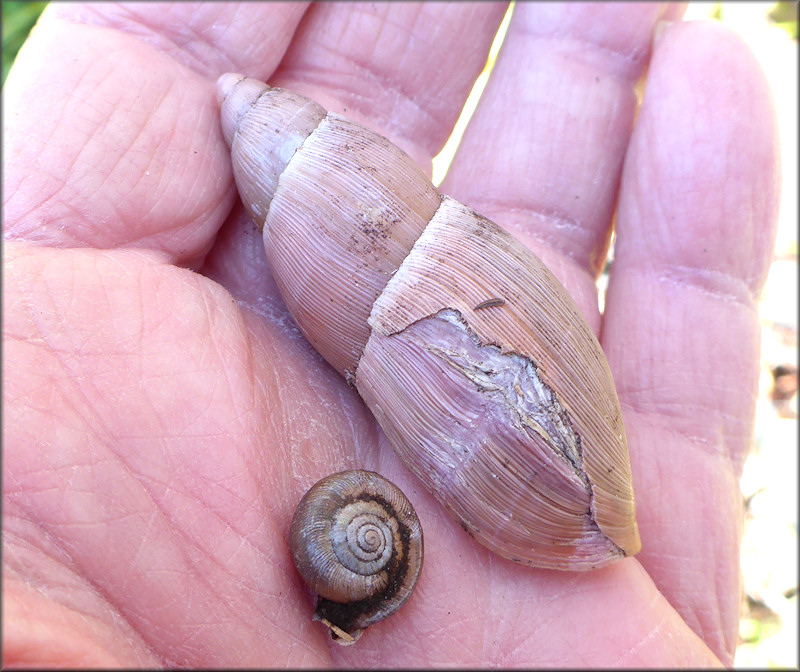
[290,470,423,645]
[219,74,641,571]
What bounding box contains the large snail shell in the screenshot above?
[290,470,423,644]
[219,74,641,570]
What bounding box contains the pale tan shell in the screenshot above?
[219,74,641,571]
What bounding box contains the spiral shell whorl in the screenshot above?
[290,470,423,638]
[331,501,396,577]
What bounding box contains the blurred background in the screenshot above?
[3,1,797,667]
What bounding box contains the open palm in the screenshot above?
[3,3,779,667]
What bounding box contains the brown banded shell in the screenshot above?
[290,470,424,644]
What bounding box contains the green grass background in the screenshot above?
[2,1,47,84]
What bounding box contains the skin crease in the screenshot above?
[2,1,779,668]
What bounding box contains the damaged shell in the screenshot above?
[218,74,641,570]
[290,470,423,644]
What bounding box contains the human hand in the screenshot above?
[3,2,779,667]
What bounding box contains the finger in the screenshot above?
[268,1,510,169]
[603,21,780,664]
[2,3,308,265]
[43,1,310,79]
[441,2,686,331]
